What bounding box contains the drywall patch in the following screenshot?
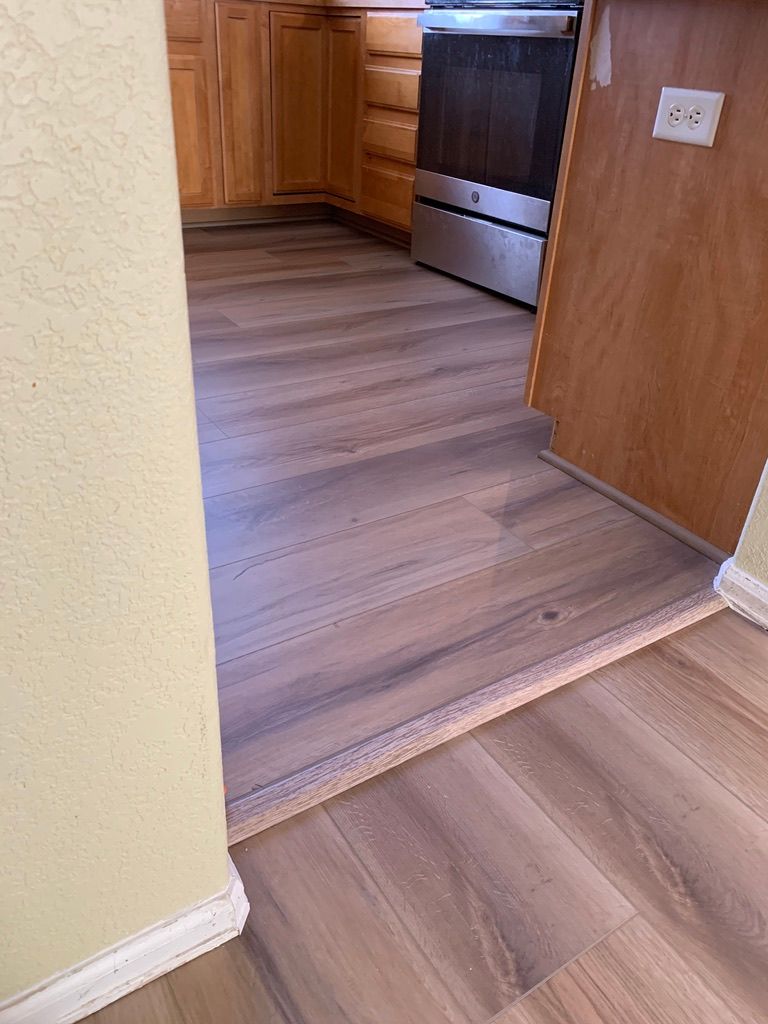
[590,5,612,89]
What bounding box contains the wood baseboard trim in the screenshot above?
[226,585,723,845]
[330,207,411,249]
[714,558,768,629]
[181,203,328,227]
[0,858,249,1024]
[538,450,730,565]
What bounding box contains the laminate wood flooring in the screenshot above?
[185,220,720,840]
[89,610,768,1024]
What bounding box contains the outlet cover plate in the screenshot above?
[652,87,725,147]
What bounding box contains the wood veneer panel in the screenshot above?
[326,16,362,200]
[477,674,768,1021]
[216,3,264,205]
[270,12,326,193]
[498,915,750,1024]
[327,734,633,1021]
[529,0,768,552]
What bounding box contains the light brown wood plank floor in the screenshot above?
[186,220,720,839]
[88,609,768,1024]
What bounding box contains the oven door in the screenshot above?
[416,8,578,233]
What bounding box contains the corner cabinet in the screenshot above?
[164,0,422,231]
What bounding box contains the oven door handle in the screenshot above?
[417,9,577,37]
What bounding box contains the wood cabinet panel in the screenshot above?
[168,53,216,206]
[216,2,263,204]
[360,153,414,228]
[365,11,422,58]
[165,0,203,42]
[363,111,417,163]
[364,65,420,112]
[270,11,326,194]
[327,17,362,201]
[528,0,768,553]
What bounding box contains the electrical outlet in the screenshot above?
[652,87,725,147]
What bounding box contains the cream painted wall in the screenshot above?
[733,461,768,583]
[1,0,229,1000]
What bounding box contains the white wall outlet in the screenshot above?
[652,87,725,147]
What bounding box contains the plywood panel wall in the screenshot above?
[527,0,768,553]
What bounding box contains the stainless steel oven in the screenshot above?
[412,2,582,305]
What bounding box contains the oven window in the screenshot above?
[417,33,575,201]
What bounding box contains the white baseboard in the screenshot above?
[714,558,768,630]
[0,856,249,1024]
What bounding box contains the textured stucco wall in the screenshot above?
[733,460,768,583]
[0,0,229,1000]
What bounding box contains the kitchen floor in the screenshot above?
[183,218,720,842]
[88,607,768,1024]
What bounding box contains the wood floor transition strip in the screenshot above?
[226,584,724,844]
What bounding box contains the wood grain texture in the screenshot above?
[219,517,716,810]
[196,343,529,435]
[326,16,362,200]
[210,498,529,663]
[168,54,216,206]
[476,665,768,1022]
[177,222,724,844]
[88,611,768,1024]
[466,464,633,550]
[497,915,750,1024]
[203,418,550,567]
[269,12,327,193]
[326,734,633,1021]
[528,0,768,552]
[597,611,768,821]
[230,805,467,1024]
[199,379,537,496]
[216,3,264,205]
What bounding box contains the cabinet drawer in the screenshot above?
[361,155,415,228]
[365,12,422,58]
[363,115,417,164]
[165,0,203,42]
[364,66,420,112]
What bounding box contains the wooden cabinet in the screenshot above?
[270,12,326,193]
[165,0,222,207]
[164,0,423,231]
[216,2,264,204]
[326,17,362,201]
[168,53,217,206]
[361,10,421,229]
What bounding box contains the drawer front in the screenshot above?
[165,0,203,42]
[412,202,545,305]
[361,155,415,228]
[363,114,417,163]
[364,67,420,112]
[365,12,422,58]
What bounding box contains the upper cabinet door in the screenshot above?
[270,12,326,193]
[168,53,216,207]
[326,17,362,202]
[216,2,264,204]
